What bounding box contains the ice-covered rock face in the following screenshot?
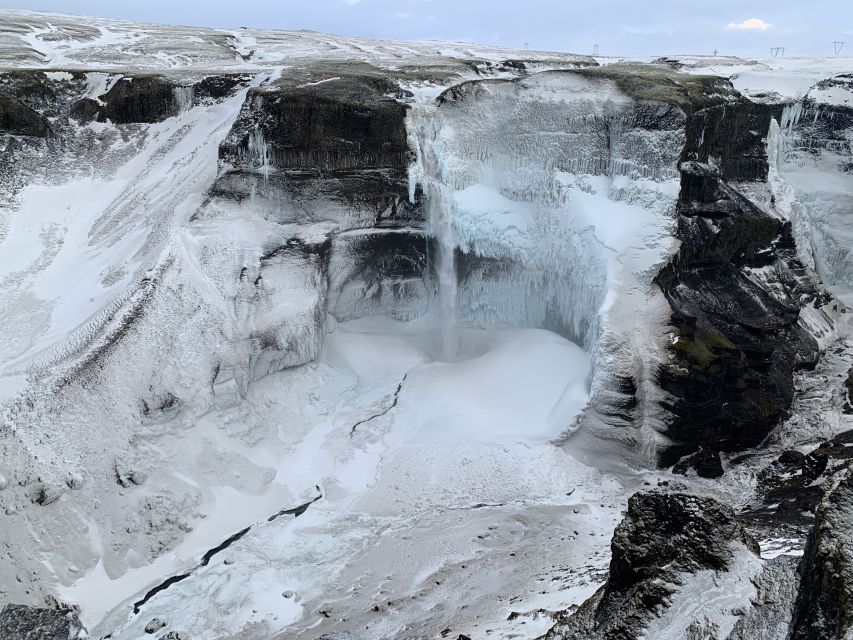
[211,71,429,334]
[413,72,684,347]
[407,72,688,447]
[770,77,853,307]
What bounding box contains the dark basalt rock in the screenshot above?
[0,604,87,640]
[69,96,100,122]
[192,73,251,100]
[796,88,853,157]
[212,69,424,325]
[780,449,807,465]
[683,102,783,182]
[213,68,419,222]
[220,73,411,171]
[544,492,759,639]
[603,492,758,594]
[99,75,183,123]
[70,73,250,124]
[73,75,185,124]
[790,469,853,640]
[802,451,830,481]
[0,71,61,114]
[328,229,431,320]
[656,161,820,470]
[671,446,724,478]
[0,89,49,136]
[744,436,853,528]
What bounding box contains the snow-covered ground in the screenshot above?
[597,53,853,102]
[58,319,646,639]
[0,9,594,72]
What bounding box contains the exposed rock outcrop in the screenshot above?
[205,66,428,366]
[78,75,188,124]
[685,102,781,182]
[656,159,822,470]
[220,71,411,171]
[790,468,853,640]
[70,74,251,125]
[0,88,49,136]
[544,492,761,639]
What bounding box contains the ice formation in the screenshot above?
[768,81,853,307]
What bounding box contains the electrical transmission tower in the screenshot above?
[593,44,599,55]
[834,41,846,55]
[523,42,529,50]
[771,47,786,57]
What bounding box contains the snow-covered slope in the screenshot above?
[1,10,852,640]
[0,9,594,72]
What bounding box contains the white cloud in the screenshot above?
[725,18,771,31]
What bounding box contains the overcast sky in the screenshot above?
[7,0,853,57]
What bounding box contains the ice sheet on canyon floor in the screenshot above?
[57,318,651,639]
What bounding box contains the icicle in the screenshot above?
[247,126,271,183]
[173,86,194,112]
[780,102,803,135]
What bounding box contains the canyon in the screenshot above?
[0,10,852,640]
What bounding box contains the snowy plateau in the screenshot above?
[0,8,853,640]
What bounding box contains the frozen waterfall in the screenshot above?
[409,108,459,360]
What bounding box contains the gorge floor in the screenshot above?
[57,320,649,639]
